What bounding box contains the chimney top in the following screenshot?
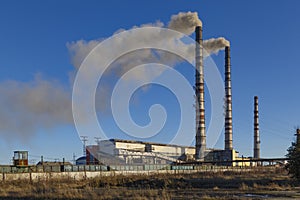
[195,26,202,33]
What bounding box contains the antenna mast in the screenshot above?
[80,136,88,156]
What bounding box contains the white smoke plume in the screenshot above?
[67,11,229,73]
[67,11,230,112]
[168,11,202,35]
[67,11,203,70]
[0,11,230,138]
[67,39,103,70]
[203,37,230,55]
[0,74,72,139]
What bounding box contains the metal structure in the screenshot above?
[224,46,233,151]
[177,157,289,166]
[254,96,260,159]
[80,136,88,156]
[13,151,28,167]
[195,26,206,161]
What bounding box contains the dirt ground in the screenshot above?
[0,167,299,199]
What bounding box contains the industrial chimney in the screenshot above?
[195,26,206,160]
[224,46,233,151]
[254,96,260,159]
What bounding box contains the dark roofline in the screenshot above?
[37,161,72,166]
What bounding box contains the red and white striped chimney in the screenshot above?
[254,96,260,159]
[225,46,233,151]
[195,26,206,160]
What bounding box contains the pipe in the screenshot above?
[254,96,260,159]
[225,46,233,150]
[195,26,206,160]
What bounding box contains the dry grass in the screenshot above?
[0,167,298,199]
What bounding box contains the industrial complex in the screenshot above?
[83,25,262,168]
[3,24,293,173]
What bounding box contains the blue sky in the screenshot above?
[0,0,299,163]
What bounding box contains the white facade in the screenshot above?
[93,139,195,165]
[88,139,239,166]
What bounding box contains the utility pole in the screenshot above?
[73,153,76,165]
[80,136,88,156]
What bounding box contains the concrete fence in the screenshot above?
[0,166,280,181]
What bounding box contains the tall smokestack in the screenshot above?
[254,96,260,159]
[224,46,233,151]
[195,26,206,161]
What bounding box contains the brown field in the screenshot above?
[0,167,299,199]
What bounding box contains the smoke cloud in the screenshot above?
[67,39,103,70]
[0,74,72,139]
[67,12,203,70]
[67,11,230,112]
[0,11,230,139]
[168,11,202,35]
[67,11,229,73]
[203,37,230,55]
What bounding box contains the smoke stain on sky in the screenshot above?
[0,11,229,141]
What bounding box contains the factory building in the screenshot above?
[86,139,195,165]
[86,139,249,166]
[85,26,257,167]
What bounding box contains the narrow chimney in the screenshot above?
[195,26,206,160]
[254,96,260,159]
[225,46,233,151]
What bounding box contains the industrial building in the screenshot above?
[85,25,259,167]
[86,139,251,167]
[86,139,195,165]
